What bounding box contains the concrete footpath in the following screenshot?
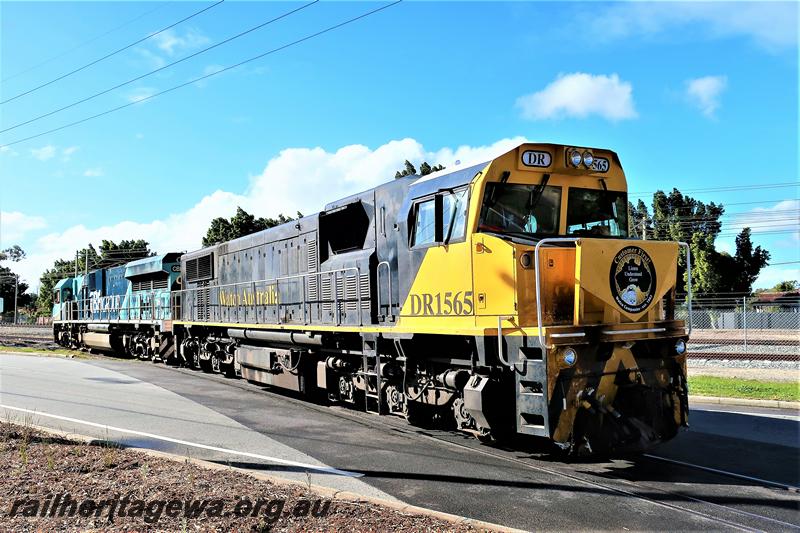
[689,394,800,410]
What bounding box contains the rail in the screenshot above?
[532,238,693,349]
[171,267,365,327]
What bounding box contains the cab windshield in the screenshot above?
[566,187,628,238]
[478,183,561,239]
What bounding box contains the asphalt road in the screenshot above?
[1,352,798,531]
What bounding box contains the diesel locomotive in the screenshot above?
[53,142,692,455]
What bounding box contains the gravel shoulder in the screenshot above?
[0,422,477,532]
[688,363,799,383]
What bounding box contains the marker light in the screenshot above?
[675,339,687,355]
[582,152,594,168]
[569,150,583,167]
[562,347,578,366]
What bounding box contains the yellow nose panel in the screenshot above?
[576,240,679,321]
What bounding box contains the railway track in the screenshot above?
[150,362,800,532]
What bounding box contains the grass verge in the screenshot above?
[688,375,800,402]
[0,345,90,359]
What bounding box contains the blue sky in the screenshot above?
[0,1,797,290]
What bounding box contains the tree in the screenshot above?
[202,207,302,247]
[0,245,26,262]
[768,280,798,292]
[729,228,770,293]
[628,199,651,239]
[0,246,33,319]
[636,188,770,294]
[394,160,444,179]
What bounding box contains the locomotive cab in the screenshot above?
[469,144,689,453]
[398,142,689,452]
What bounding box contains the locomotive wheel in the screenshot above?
[199,357,213,373]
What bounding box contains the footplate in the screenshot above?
[514,348,550,438]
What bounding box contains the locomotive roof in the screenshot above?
[125,252,181,278]
[54,277,74,290]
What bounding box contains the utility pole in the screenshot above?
[641,218,647,240]
[74,250,78,278]
[13,274,18,324]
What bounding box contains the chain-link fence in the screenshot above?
[677,293,800,361]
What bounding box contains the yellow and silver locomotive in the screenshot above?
[57,142,692,455]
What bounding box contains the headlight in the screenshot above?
[675,339,687,355]
[582,151,594,167]
[569,150,582,167]
[561,347,578,366]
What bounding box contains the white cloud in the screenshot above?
[30,145,56,161]
[754,267,800,290]
[83,168,104,177]
[13,137,527,287]
[1,146,19,157]
[61,145,80,162]
[686,76,727,117]
[516,73,637,121]
[126,87,157,104]
[154,28,209,56]
[746,199,800,242]
[588,2,797,52]
[0,211,47,245]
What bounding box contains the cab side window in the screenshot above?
[411,198,436,247]
[411,188,469,247]
[443,188,468,241]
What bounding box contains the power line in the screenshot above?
[629,182,800,197]
[717,198,800,207]
[1,1,225,105]
[0,0,404,149]
[0,3,169,84]
[0,0,318,133]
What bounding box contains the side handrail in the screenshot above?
[678,241,692,336]
[497,315,514,368]
[534,238,580,349]
[376,261,392,320]
[173,266,363,325]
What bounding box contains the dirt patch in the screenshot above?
[0,423,476,532]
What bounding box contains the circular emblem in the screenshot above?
[610,246,657,313]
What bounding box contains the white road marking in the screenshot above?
[693,407,800,421]
[0,403,362,478]
[643,454,799,492]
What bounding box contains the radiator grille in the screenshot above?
[197,281,210,321]
[307,239,318,302]
[360,274,371,309]
[345,275,358,310]
[132,276,168,292]
[186,254,213,282]
[321,276,332,313]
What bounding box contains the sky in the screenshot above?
[0,0,798,292]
